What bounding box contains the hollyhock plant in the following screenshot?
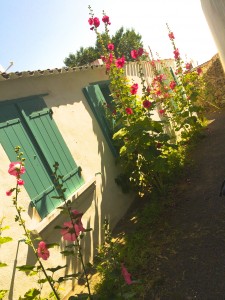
[185,63,192,70]
[125,107,133,115]
[102,15,111,25]
[143,100,151,109]
[121,263,132,285]
[159,109,165,115]
[37,241,50,261]
[6,189,13,196]
[173,48,180,60]
[169,80,177,90]
[130,83,138,95]
[197,67,203,75]
[131,49,138,59]
[168,32,175,40]
[17,179,25,186]
[93,17,100,27]
[61,210,85,241]
[8,162,26,177]
[107,43,114,51]
[115,56,125,68]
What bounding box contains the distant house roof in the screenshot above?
[0,64,105,82]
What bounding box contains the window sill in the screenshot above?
[31,177,96,234]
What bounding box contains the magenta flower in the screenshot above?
[121,263,132,285]
[102,15,111,25]
[168,32,175,40]
[185,63,192,70]
[169,80,176,90]
[37,241,50,260]
[8,162,26,177]
[143,100,151,109]
[137,48,144,56]
[107,43,114,51]
[130,83,138,95]
[115,56,125,68]
[93,17,100,28]
[173,48,180,60]
[61,210,85,241]
[6,190,12,196]
[17,179,25,186]
[131,49,138,59]
[159,109,165,115]
[88,18,94,25]
[125,107,133,115]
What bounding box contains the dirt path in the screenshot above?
[147,109,225,299]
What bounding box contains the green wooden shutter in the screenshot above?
[17,97,84,199]
[83,84,117,157]
[0,103,61,219]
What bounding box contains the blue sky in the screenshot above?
[0,0,217,72]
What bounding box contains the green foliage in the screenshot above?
[0,290,8,300]
[18,288,40,300]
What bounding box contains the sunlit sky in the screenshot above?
[0,0,217,72]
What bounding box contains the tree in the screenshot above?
[64,27,143,67]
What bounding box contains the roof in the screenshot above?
[0,64,105,82]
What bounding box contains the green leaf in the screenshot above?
[0,262,7,268]
[68,294,90,300]
[84,228,92,232]
[0,290,8,299]
[46,264,67,273]
[16,265,36,272]
[60,250,75,256]
[46,243,59,248]
[58,273,81,283]
[18,288,40,300]
[54,225,63,229]
[0,236,12,245]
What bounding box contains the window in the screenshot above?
[0,96,84,219]
[83,81,118,157]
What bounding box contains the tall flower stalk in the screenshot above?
[6,146,60,300]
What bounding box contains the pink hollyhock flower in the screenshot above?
[168,32,175,40]
[61,210,85,241]
[102,15,111,25]
[93,17,100,28]
[146,86,151,94]
[143,100,151,108]
[130,83,138,95]
[125,107,133,115]
[116,56,125,68]
[88,18,94,25]
[173,48,180,60]
[138,48,144,56]
[159,109,165,115]
[108,53,113,63]
[150,60,155,67]
[197,67,202,75]
[107,43,114,51]
[131,49,138,59]
[169,80,176,90]
[17,179,25,186]
[185,63,192,70]
[8,162,26,177]
[155,90,161,96]
[6,190,12,196]
[37,241,50,260]
[121,263,132,285]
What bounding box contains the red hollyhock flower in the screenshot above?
[131,49,138,59]
[107,43,114,51]
[116,56,125,68]
[173,48,180,60]
[102,15,111,25]
[88,18,94,25]
[121,264,132,285]
[130,83,138,95]
[138,48,144,56]
[170,80,176,90]
[37,241,50,260]
[6,190,12,196]
[150,60,155,66]
[185,63,192,70]
[125,107,133,115]
[143,100,151,108]
[17,179,25,186]
[93,17,100,27]
[168,32,175,40]
[8,162,26,177]
[159,109,165,115]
